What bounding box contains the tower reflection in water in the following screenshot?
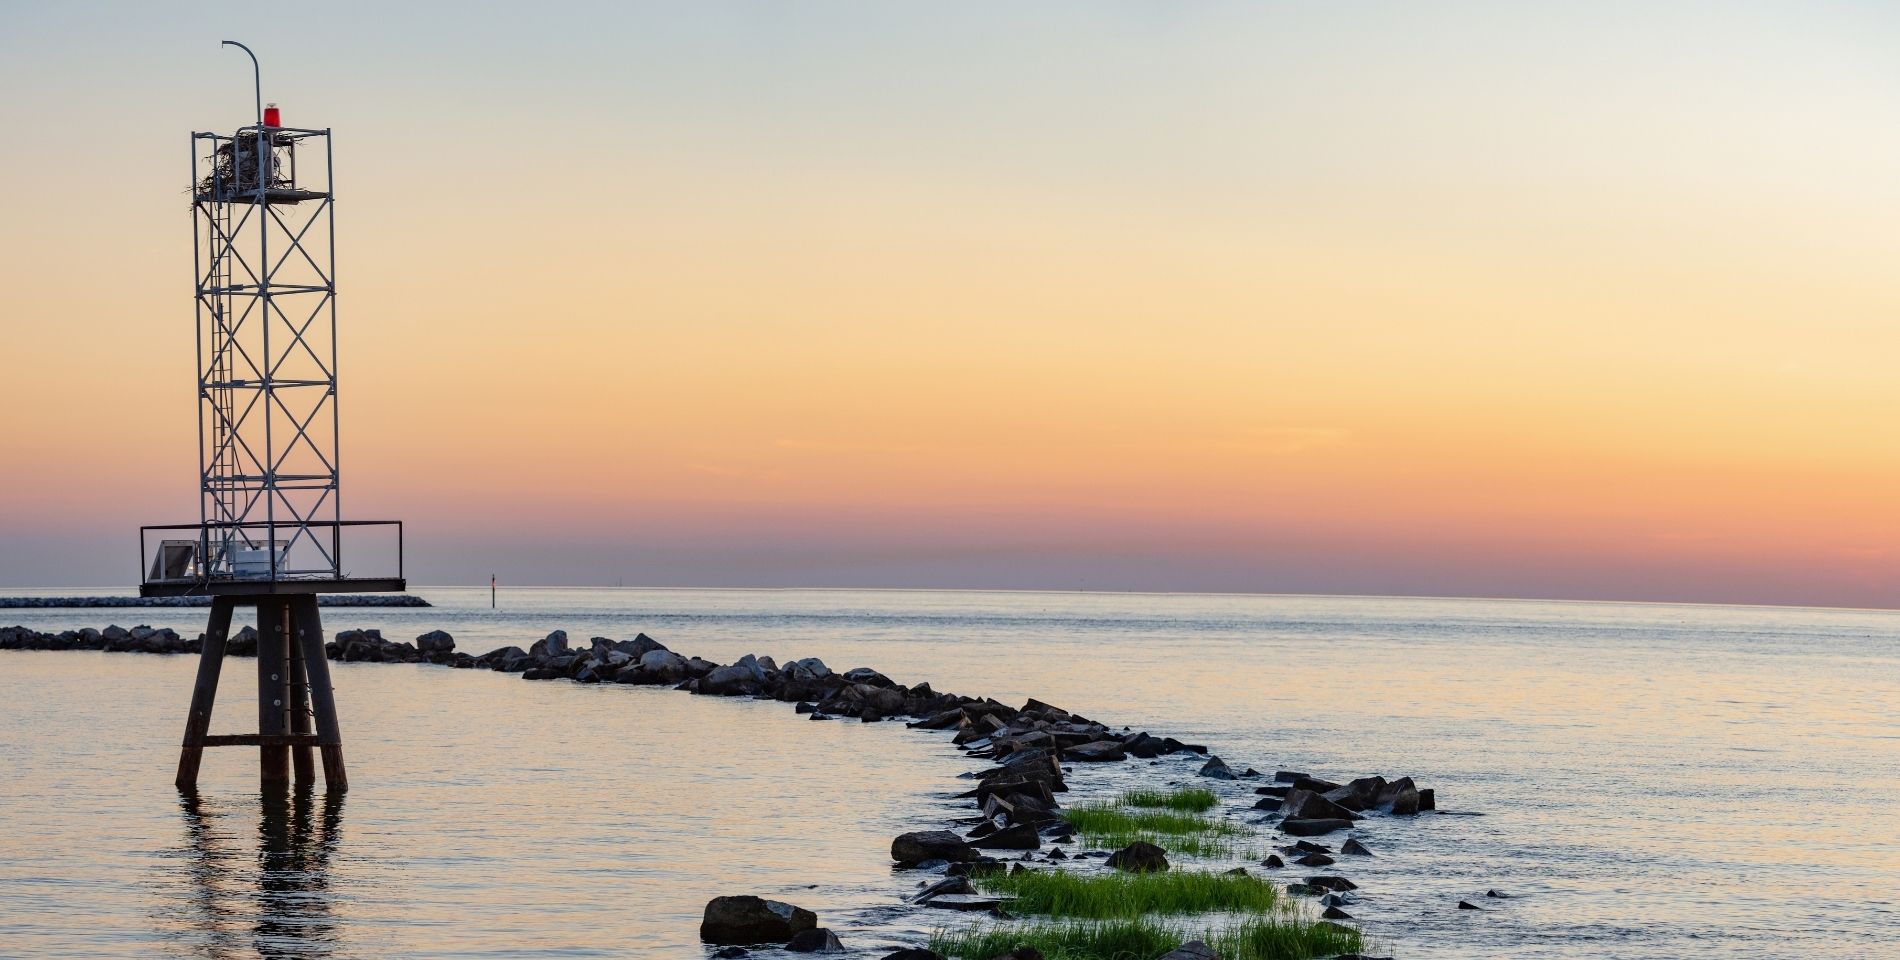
[177,787,345,959]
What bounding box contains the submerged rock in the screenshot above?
[912,877,976,902]
[971,823,1040,850]
[1280,818,1354,837]
[1197,756,1237,779]
[1106,841,1169,873]
[784,928,845,953]
[1158,942,1218,960]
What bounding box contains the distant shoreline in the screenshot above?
[0,595,432,609]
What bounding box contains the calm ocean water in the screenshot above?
[1,587,1896,959]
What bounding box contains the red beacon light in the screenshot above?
[263,102,281,127]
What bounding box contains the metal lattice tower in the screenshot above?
[193,114,345,579]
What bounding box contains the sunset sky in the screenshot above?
[5,2,1900,606]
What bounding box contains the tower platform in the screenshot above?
[140,577,406,599]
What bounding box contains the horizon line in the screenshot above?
[6,582,1898,618]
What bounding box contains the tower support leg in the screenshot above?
[288,618,317,786]
[292,595,348,792]
[257,598,291,786]
[176,596,236,791]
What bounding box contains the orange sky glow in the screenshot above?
[4,2,1900,605]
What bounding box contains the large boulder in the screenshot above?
[879,951,945,960]
[1349,775,1389,803]
[1063,740,1127,762]
[638,649,689,683]
[490,646,534,672]
[612,633,667,658]
[893,830,977,865]
[227,625,259,656]
[1106,841,1169,873]
[1281,789,1359,822]
[733,653,770,683]
[852,683,907,715]
[1377,776,1420,815]
[415,630,455,654]
[529,630,569,659]
[137,628,185,654]
[842,667,893,687]
[786,657,831,681]
[700,663,760,696]
[699,896,817,945]
[1122,732,1168,758]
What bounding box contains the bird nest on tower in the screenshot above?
[197,129,304,203]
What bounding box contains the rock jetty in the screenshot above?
[1,621,1459,959]
[0,595,431,609]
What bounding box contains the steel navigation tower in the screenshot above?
[141,43,404,793]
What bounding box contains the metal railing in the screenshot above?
[140,520,402,587]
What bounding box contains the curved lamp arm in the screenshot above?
[221,40,261,127]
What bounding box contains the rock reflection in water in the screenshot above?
[175,787,344,959]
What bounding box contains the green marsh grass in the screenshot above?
[1209,917,1367,960]
[939,786,1356,959]
[1063,804,1254,858]
[1063,806,1245,838]
[977,868,1281,918]
[931,917,1362,960]
[1117,787,1219,812]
